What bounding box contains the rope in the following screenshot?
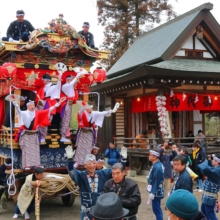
[6,85,18,196]
[37,174,80,196]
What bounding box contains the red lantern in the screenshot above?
[93,67,106,84]
[2,63,17,79]
[79,73,94,85]
[75,82,90,92]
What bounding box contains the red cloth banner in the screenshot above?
[132,94,220,112]
[132,95,157,113]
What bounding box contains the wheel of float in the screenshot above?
[61,192,75,207]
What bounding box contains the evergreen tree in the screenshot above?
[97,0,176,69]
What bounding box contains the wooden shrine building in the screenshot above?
[91,3,220,154]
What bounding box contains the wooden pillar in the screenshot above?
[14,89,21,126]
[82,94,89,102]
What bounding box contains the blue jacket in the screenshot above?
[104,148,121,166]
[147,161,164,199]
[67,160,112,208]
[198,160,220,206]
[159,148,177,178]
[170,168,193,194]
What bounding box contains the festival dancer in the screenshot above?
[13,100,61,168]
[198,153,220,220]
[66,146,127,220]
[60,67,87,142]
[74,101,120,166]
[147,149,164,220]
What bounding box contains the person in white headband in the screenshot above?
[198,153,220,219]
[147,149,164,220]
[2,10,35,43]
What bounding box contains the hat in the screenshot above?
[166,189,199,220]
[90,192,129,220]
[26,100,35,106]
[92,145,100,150]
[42,73,51,80]
[83,22,90,27]
[20,96,27,101]
[16,10,25,16]
[84,154,96,164]
[5,158,12,166]
[141,129,147,135]
[77,100,93,109]
[168,142,174,146]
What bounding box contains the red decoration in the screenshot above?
[0,66,5,80]
[93,67,106,84]
[79,73,94,85]
[75,82,90,92]
[2,63,17,79]
[73,90,78,104]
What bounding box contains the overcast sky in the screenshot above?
[0,0,219,48]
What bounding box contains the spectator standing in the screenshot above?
[170,155,193,195]
[198,153,220,220]
[166,189,207,220]
[103,163,141,220]
[104,140,121,167]
[147,149,164,220]
[191,142,206,192]
[159,141,177,196]
[90,192,129,220]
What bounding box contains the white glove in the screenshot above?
[9,38,14,42]
[12,101,19,107]
[112,102,120,113]
[108,110,114,114]
[54,103,60,108]
[65,145,75,159]
[120,146,127,159]
[149,193,155,200]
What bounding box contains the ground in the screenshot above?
[1,180,220,219]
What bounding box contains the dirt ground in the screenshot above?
[1,181,220,220]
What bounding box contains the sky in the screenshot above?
[0,0,220,48]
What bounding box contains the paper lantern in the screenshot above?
[79,73,94,85]
[75,82,90,93]
[2,63,17,79]
[93,67,106,84]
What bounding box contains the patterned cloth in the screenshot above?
[74,129,94,165]
[19,130,40,168]
[60,101,72,137]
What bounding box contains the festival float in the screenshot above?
[0,15,109,209]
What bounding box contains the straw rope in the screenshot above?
[32,173,79,196]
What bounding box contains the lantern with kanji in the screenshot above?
[93,67,106,84]
[79,73,94,85]
[2,63,17,79]
[75,82,90,93]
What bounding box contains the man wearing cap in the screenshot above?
[2,10,34,42]
[13,100,61,168]
[74,101,119,166]
[198,153,220,220]
[65,146,113,220]
[3,95,27,128]
[59,69,86,142]
[36,72,62,143]
[103,163,141,220]
[170,155,193,195]
[90,192,129,220]
[147,149,164,220]
[166,189,206,220]
[0,158,12,213]
[78,22,96,49]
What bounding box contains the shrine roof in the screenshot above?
[107,3,216,78]
[151,59,220,73]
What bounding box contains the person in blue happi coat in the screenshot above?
[104,139,121,167]
[65,145,127,220]
[2,10,34,42]
[147,149,164,220]
[198,153,220,220]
